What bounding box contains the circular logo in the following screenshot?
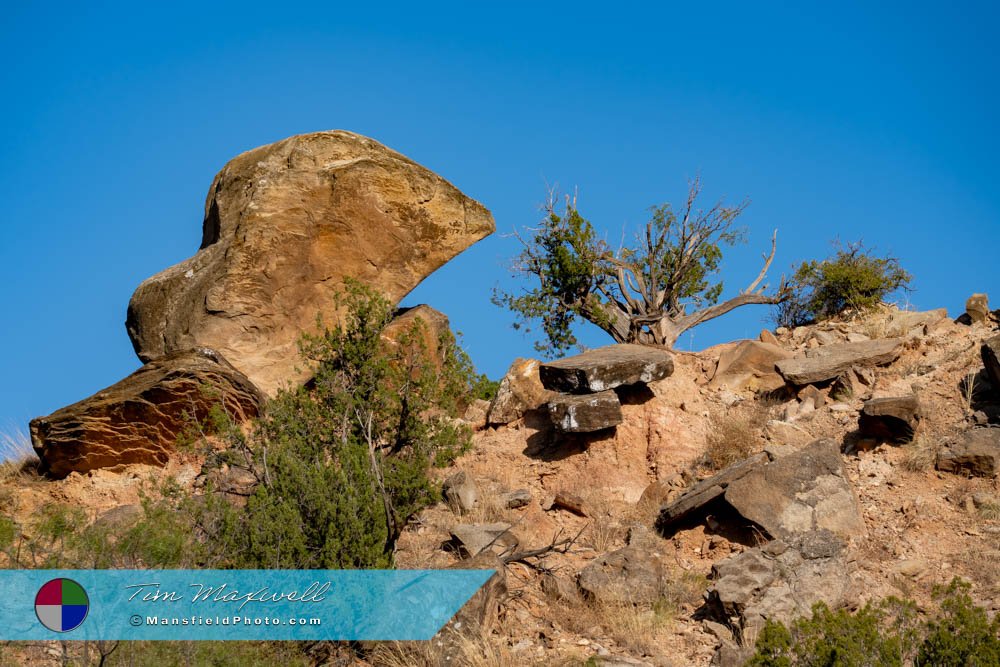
[35,578,89,633]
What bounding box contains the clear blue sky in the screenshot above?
[1,2,997,430]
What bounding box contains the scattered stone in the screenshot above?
[488,358,555,425]
[710,340,792,393]
[858,395,921,443]
[443,470,479,514]
[539,344,674,394]
[811,330,840,346]
[966,293,990,324]
[724,439,866,540]
[540,572,581,603]
[703,619,734,643]
[936,429,1000,477]
[798,384,827,409]
[552,491,588,516]
[500,488,532,509]
[547,390,623,432]
[577,545,665,604]
[449,523,517,558]
[30,348,265,478]
[982,335,1000,392]
[894,559,928,578]
[775,339,903,386]
[126,131,494,395]
[656,453,769,530]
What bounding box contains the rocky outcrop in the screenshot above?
[710,340,792,393]
[982,335,1000,392]
[936,429,999,477]
[858,395,921,443]
[706,530,856,648]
[775,339,903,386]
[539,344,674,394]
[126,131,494,395]
[30,348,264,478]
[656,453,769,529]
[577,544,665,604]
[488,359,554,426]
[724,439,866,540]
[966,293,990,324]
[547,390,623,433]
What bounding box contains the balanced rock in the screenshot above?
[936,429,1000,477]
[30,348,264,478]
[982,335,1000,391]
[858,395,921,443]
[775,339,903,386]
[547,390,623,432]
[710,340,792,393]
[724,439,866,540]
[488,358,554,426]
[126,131,494,395]
[539,344,673,394]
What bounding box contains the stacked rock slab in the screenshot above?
[126,130,495,396]
[775,338,904,385]
[538,344,674,432]
[30,348,264,478]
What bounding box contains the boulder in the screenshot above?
[858,395,921,443]
[381,305,452,369]
[443,471,479,514]
[577,545,665,604]
[706,530,855,644]
[487,358,554,425]
[656,453,769,530]
[539,344,674,394]
[724,439,866,540]
[966,293,990,324]
[449,523,517,558]
[500,489,532,509]
[547,390,623,432]
[884,308,949,334]
[775,339,903,386]
[936,429,1000,477]
[982,335,1000,392]
[710,340,793,393]
[126,131,494,395]
[30,348,265,478]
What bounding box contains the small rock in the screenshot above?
[776,339,903,385]
[449,523,516,557]
[703,619,734,642]
[759,329,780,346]
[488,358,554,425]
[500,488,532,509]
[982,335,1000,392]
[462,399,491,429]
[443,470,479,514]
[552,491,588,516]
[966,293,990,324]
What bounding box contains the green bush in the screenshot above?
[776,241,911,327]
[748,579,999,666]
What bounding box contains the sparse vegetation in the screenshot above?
[776,240,912,328]
[749,579,1000,666]
[900,435,940,472]
[702,403,768,470]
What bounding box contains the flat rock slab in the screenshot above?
[724,439,866,540]
[858,395,921,443]
[30,348,265,478]
[539,344,674,394]
[775,338,903,386]
[126,130,494,396]
[656,453,769,530]
[936,429,1000,478]
[547,390,623,432]
[983,335,1000,392]
[449,523,517,558]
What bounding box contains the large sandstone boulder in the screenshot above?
[723,439,866,540]
[487,358,554,426]
[126,131,494,395]
[775,339,903,386]
[710,340,793,393]
[539,344,674,394]
[30,348,265,478]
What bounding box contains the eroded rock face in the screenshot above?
[724,439,866,541]
[539,344,674,394]
[30,348,265,478]
[775,339,903,386]
[126,131,494,395]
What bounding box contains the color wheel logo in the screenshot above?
[35,578,89,633]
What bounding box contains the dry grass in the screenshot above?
[581,496,625,553]
[703,403,769,470]
[959,370,982,416]
[900,435,940,472]
[979,501,1000,521]
[370,632,528,667]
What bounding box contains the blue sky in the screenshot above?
[1,2,996,430]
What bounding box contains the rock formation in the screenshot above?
[775,338,903,385]
[30,348,264,478]
[539,344,674,393]
[126,130,494,395]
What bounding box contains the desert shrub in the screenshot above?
[748,579,999,666]
[776,241,911,328]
